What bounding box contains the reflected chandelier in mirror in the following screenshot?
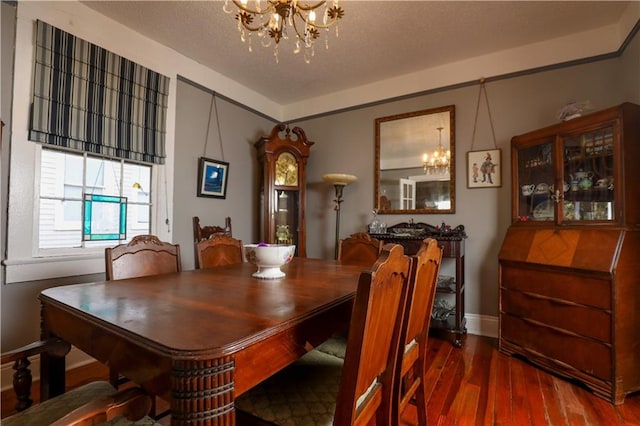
[375,105,456,214]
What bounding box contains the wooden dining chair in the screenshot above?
[105,235,181,389]
[395,238,442,425]
[1,339,157,426]
[314,238,443,424]
[235,243,412,425]
[338,232,383,266]
[193,216,232,242]
[105,234,182,281]
[195,234,244,269]
[314,232,384,357]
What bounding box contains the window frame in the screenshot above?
[4,8,176,285]
[34,145,155,257]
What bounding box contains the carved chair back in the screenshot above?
[192,216,232,242]
[105,235,182,281]
[195,234,244,269]
[338,232,383,266]
[334,243,412,425]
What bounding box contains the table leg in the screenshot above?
[39,351,66,401]
[170,356,235,425]
[39,303,66,401]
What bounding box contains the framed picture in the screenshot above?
[197,157,229,199]
[467,149,501,188]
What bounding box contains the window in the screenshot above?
[39,147,152,250]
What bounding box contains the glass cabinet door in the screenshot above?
[274,189,299,248]
[561,127,615,222]
[516,140,554,221]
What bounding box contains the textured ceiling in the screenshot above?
[81,1,631,107]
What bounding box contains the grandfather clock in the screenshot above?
[255,124,314,257]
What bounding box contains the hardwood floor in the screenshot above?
[3,334,640,424]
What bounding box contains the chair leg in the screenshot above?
[414,379,428,426]
[13,357,34,411]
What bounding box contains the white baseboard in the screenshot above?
[465,313,499,339]
[2,315,499,392]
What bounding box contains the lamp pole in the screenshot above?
[332,183,345,260]
[322,174,357,260]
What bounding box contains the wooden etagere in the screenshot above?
[371,222,467,347]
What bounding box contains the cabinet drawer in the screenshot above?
[501,266,610,310]
[380,238,464,257]
[501,288,611,343]
[501,313,611,380]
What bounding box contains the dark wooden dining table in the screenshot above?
[38,257,363,425]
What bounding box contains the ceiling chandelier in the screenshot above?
[223,0,344,63]
[422,127,451,174]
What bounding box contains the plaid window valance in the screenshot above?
[29,20,169,164]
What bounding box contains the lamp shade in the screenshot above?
[322,173,358,186]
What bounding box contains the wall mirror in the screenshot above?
[375,105,455,214]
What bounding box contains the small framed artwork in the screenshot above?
[197,157,229,199]
[467,149,501,188]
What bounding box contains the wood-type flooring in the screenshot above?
[2,334,639,425]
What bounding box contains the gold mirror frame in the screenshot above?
[375,105,455,214]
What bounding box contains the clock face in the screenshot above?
[275,152,298,186]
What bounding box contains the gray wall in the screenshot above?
[294,35,639,318]
[1,16,638,351]
[1,2,17,348]
[173,79,275,270]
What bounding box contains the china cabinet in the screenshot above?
[370,221,467,347]
[499,102,640,404]
[255,124,313,257]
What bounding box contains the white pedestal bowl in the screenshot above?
[244,244,296,279]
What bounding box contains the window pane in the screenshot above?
[63,198,82,222]
[40,149,66,197]
[39,199,82,249]
[88,156,120,196]
[128,203,151,231]
[64,185,82,199]
[123,163,151,200]
[64,154,83,185]
[39,148,153,250]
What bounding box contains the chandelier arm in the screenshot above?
[295,9,341,30]
[294,2,342,29]
[290,12,308,40]
[232,0,277,15]
[238,19,271,33]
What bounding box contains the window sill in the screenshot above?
[3,254,104,284]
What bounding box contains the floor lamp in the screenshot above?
[322,173,358,259]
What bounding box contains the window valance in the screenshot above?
[29,20,170,164]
